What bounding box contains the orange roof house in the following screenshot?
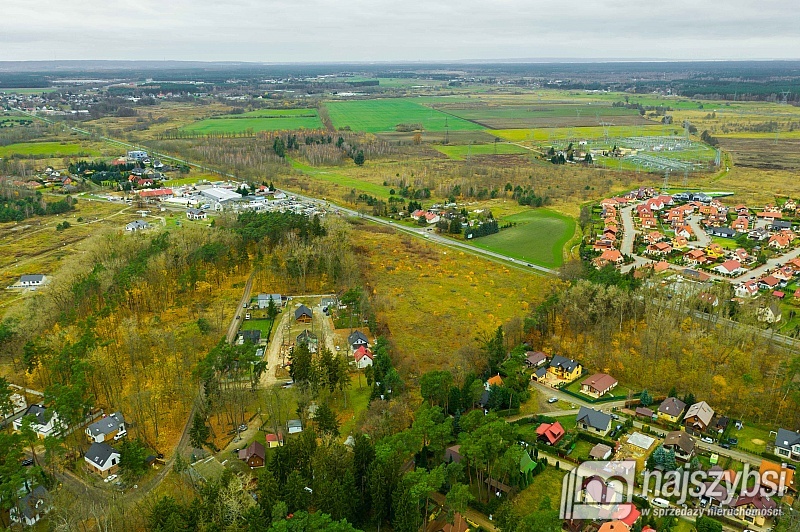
[536,421,565,445]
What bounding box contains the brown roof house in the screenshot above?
[239,441,266,469]
[684,401,714,433]
[663,431,697,461]
[580,373,618,397]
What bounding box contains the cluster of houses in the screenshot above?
[535,392,799,530]
[593,189,800,276]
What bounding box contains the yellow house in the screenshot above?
[705,243,725,259]
[657,397,686,424]
[265,433,284,448]
[547,355,582,381]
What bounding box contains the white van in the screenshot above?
[652,497,670,509]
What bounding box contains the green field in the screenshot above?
[325,99,484,133]
[434,142,531,160]
[468,209,576,268]
[0,141,100,157]
[182,109,323,134]
[289,158,392,199]
[512,466,566,516]
[441,103,647,129]
[490,125,683,143]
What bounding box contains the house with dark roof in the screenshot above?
[186,208,207,220]
[84,442,120,477]
[125,220,150,232]
[13,404,60,439]
[86,412,125,443]
[294,305,313,323]
[10,486,50,527]
[348,330,369,350]
[238,441,266,468]
[708,227,738,238]
[758,301,782,324]
[733,491,778,528]
[663,431,697,461]
[19,274,46,287]
[239,329,261,345]
[580,373,618,397]
[287,419,303,434]
[296,329,318,351]
[658,397,686,423]
[444,445,463,464]
[547,355,582,381]
[774,428,800,461]
[531,366,548,381]
[576,407,612,436]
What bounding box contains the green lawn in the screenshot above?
[434,142,531,160]
[325,99,484,133]
[563,378,631,401]
[732,422,773,455]
[570,439,595,461]
[558,415,578,432]
[339,374,373,438]
[288,158,393,199]
[512,466,566,515]
[0,141,100,157]
[242,318,274,340]
[467,209,576,268]
[182,109,323,133]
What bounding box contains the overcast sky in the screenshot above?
[2,0,797,62]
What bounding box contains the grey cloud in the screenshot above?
[0,0,796,61]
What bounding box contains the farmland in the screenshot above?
[0,141,101,158]
[438,102,649,129]
[468,209,576,268]
[181,108,323,134]
[434,142,531,160]
[325,99,484,133]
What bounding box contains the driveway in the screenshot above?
[620,205,637,255]
[686,215,711,248]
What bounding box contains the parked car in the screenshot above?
[726,437,738,446]
[113,430,127,441]
[104,474,118,483]
[720,443,731,449]
[245,313,251,320]
[21,458,34,467]
[548,397,559,404]
[652,497,670,509]
[701,436,714,444]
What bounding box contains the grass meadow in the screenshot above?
[353,223,552,373]
[468,209,576,268]
[0,141,101,157]
[434,142,531,160]
[441,103,647,129]
[181,109,323,134]
[325,99,484,133]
